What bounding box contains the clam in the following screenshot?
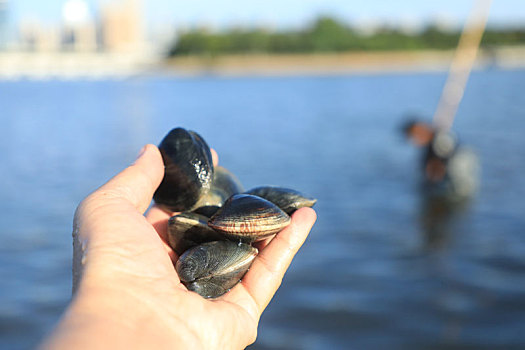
[168,212,226,256]
[211,166,245,199]
[208,194,291,243]
[245,186,317,215]
[176,241,258,298]
[193,166,245,217]
[153,128,214,212]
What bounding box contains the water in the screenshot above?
[1,69,524,349]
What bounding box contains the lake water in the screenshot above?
[1,69,524,349]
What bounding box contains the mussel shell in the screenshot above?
[153,128,214,212]
[167,212,226,256]
[176,241,258,298]
[208,194,291,242]
[244,186,317,215]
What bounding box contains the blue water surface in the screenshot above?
[0,69,524,349]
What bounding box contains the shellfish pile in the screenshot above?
[154,128,316,298]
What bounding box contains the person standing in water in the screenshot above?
[403,119,479,200]
[403,119,480,251]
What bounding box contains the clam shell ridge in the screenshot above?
[153,128,214,212]
[208,194,291,242]
[176,241,258,298]
[244,186,317,215]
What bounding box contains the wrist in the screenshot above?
[42,282,202,349]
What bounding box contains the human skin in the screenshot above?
[40,144,317,350]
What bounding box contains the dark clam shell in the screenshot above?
[192,205,221,218]
[192,166,245,217]
[176,241,258,298]
[211,166,245,199]
[195,166,245,209]
[167,212,226,256]
[208,194,291,243]
[153,128,214,212]
[244,186,317,215]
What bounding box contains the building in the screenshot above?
[100,0,145,53]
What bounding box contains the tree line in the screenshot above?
[168,16,525,56]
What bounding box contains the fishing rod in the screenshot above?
[432,0,492,131]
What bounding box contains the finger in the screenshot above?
[227,207,316,317]
[89,144,164,214]
[252,235,275,252]
[74,144,164,242]
[211,148,219,167]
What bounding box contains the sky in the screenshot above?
[5,0,525,30]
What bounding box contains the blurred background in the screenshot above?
[1,1,525,349]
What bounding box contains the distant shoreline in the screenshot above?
[162,46,525,77]
[1,46,524,79]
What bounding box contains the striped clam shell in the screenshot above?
[208,194,291,243]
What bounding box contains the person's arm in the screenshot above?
[40,144,316,350]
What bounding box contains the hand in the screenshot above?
[41,144,317,350]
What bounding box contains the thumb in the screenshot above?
[72,144,165,292]
[94,144,164,214]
